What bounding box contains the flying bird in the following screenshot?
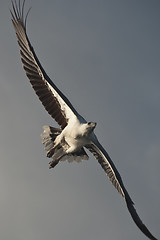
[10,1,158,239]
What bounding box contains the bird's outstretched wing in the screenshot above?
[10,0,85,129]
[86,140,157,240]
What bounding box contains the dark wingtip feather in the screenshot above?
[126,200,158,240]
[10,0,31,30]
[10,0,69,129]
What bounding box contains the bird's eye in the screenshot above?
[88,122,92,125]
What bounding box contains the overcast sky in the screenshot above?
[0,0,160,240]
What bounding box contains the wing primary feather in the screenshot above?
[10,0,84,129]
[86,141,158,240]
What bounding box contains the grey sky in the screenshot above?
[0,0,160,239]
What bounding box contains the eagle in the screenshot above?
[10,1,158,239]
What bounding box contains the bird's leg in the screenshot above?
[49,153,67,169]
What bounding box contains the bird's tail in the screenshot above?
[40,125,62,158]
[41,125,89,168]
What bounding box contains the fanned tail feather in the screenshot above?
[41,125,62,157]
[41,126,89,168]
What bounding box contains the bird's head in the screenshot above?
[87,122,97,130]
[82,122,97,136]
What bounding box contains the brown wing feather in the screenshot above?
[86,142,157,240]
[11,0,82,129]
